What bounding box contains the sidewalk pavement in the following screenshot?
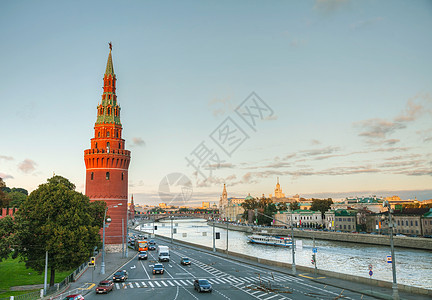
[51,248,137,299]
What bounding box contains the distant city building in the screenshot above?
[274,209,322,227]
[129,194,135,220]
[159,203,167,209]
[269,177,285,199]
[367,207,432,236]
[218,184,246,221]
[331,196,384,213]
[202,202,210,209]
[385,195,420,208]
[325,209,357,232]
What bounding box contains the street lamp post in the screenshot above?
[290,210,296,274]
[101,203,122,275]
[384,201,399,300]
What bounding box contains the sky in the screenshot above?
[1,0,431,207]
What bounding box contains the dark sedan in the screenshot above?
[194,279,212,293]
[112,270,128,282]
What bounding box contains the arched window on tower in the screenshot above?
[121,173,124,180]
[95,142,98,149]
[107,142,110,153]
[98,132,100,138]
[107,131,110,137]
[116,130,119,138]
[106,172,110,180]
[91,172,94,180]
[118,142,121,149]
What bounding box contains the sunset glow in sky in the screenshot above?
[1,0,431,206]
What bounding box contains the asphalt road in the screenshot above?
[83,235,382,300]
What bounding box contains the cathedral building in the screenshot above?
[84,44,131,251]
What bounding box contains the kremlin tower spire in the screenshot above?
[84,43,131,250]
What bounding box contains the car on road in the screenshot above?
[96,280,114,294]
[153,263,164,275]
[138,251,148,260]
[148,245,156,251]
[194,279,212,293]
[113,270,128,282]
[180,257,191,265]
[149,239,156,245]
[63,295,85,300]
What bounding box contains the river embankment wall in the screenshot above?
[209,222,432,251]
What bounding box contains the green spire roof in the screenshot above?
[105,50,114,75]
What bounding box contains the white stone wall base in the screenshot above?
[105,244,123,253]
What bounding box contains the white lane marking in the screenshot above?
[161,281,168,287]
[134,282,140,287]
[128,282,134,288]
[262,294,281,300]
[140,260,150,279]
[249,290,263,295]
[167,280,175,286]
[181,285,199,300]
[148,281,154,287]
[115,283,120,289]
[154,281,161,287]
[179,280,188,286]
[141,281,147,287]
[164,268,174,278]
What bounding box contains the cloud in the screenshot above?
[313,0,348,13]
[311,139,321,145]
[0,172,14,180]
[424,137,432,143]
[356,118,405,139]
[205,163,235,169]
[0,155,14,161]
[355,93,432,140]
[302,146,340,156]
[264,115,278,121]
[394,100,423,122]
[131,137,146,147]
[18,159,37,173]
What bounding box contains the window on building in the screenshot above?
[98,132,100,137]
[91,172,94,180]
[406,221,409,226]
[107,131,110,137]
[411,221,413,226]
[348,225,351,230]
[106,172,110,180]
[344,225,346,229]
[415,221,418,226]
[121,173,124,180]
[95,142,98,149]
[107,142,110,153]
[397,220,400,226]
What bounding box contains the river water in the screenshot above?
[137,219,432,290]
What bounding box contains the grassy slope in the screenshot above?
[0,258,75,297]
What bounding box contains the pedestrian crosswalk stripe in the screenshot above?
[161,281,168,287]
[173,280,181,286]
[141,281,147,287]
[167,280,175,286]
[148,282,154,287]
[128,283,134,288]
[135,282,140,288]
[115,283,120,289]
[154,281,161,287]
[179,280,188,286]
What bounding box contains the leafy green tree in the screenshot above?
[259,203,277,226]
[310,198,333,218]
[0,216,16,261]
[14,175,105,286]
[289,201,300,211]
[241,197,259,221]
[0,178,10,208]
[8,191,27,208]
[276,202,288,211]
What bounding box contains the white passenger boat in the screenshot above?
[247,234,292,247]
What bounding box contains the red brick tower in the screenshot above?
[84,44,131,249]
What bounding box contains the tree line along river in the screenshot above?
[137,218,432,290]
